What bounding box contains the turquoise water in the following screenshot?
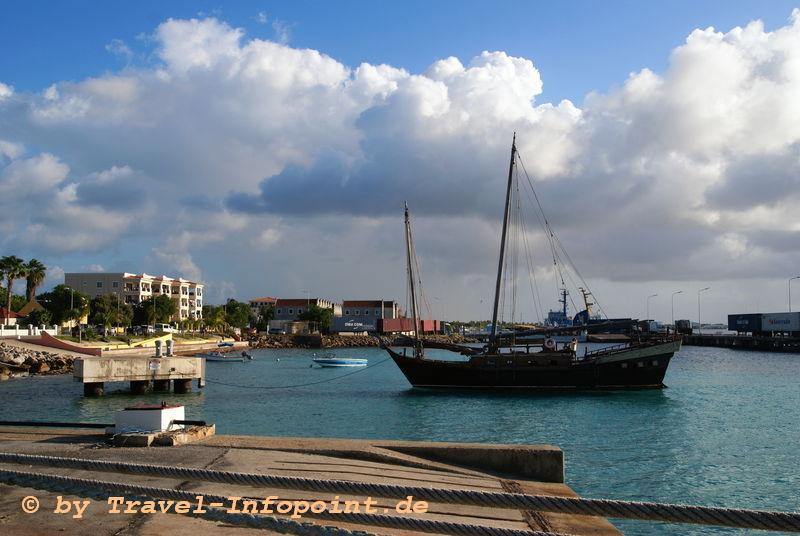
[1,345,798,535]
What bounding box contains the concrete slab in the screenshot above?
[0,428,622,536]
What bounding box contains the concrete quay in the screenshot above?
[0,427,622,536]
[682,333,800,352]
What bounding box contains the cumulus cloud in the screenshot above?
[1,13,800,321]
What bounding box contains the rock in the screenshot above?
[32,361,50,373]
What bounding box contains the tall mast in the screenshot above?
[404,201,421,345]
[489,134,517,352]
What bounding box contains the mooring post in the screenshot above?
[130,380,150,395]
[174,379,192,394]
[83,382,104,397]
[153,379,171,392]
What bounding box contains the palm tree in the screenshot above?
[25,258,47,302]
[0,255,27,325]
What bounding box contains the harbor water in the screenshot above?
[1,344,798,535]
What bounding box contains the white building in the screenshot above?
[64,272,203,322]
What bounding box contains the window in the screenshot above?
[277,308,282,314]
[288,309,294,315]
[354,310,360,315]
[112,281,119,289]
[375,309,381,316]
[96,281,103,288]
[345,310,350,315]
[651,360,659,366]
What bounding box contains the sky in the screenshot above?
[1,1,800,325]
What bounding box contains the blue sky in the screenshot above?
[4,1,797,103]
[1,1,800,323]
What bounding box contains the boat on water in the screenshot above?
[378,136,681,390]
[312,355,368,367]
[198,350,253,362]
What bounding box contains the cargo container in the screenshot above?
[728,313,762,334]
[380,318,442,334]
[761,312,800,333]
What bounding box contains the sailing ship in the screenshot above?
[379,136,681,389]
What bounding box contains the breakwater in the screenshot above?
[246,333,478,349]
[0,341,74,379]
[683,333,800,352]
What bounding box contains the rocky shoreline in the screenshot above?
[0,341,75,380]
[0,334,480,380]
[247,333,479,349]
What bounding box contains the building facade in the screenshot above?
[272,298,340,321]
[64,272,203,322]
[248,297,277,317]
[333,300,400,333]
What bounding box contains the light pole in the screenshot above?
[671,290,683,325]
[697,287,710,332]
[790,277,800,312]
[646,294,657,320]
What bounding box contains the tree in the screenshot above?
[298,304,334,333]
[24,259,47,302]
[26,308,52,326]
[224,299,252,330]
[202,305,227,332]
[90,294,133,330]
[0,255,26,325]
[38,285,90,326]
[133,295,176,325]
[256,304,274,331]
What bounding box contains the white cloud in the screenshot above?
[0,82,12,99]
[1,13,800,322]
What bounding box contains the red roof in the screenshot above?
[0,307,24,318]
[249,297,277,303]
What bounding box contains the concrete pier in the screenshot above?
[0,427,622,536]
[73,356,205,396]
[683,333,800,352]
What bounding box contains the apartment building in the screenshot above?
[64,272,203,322]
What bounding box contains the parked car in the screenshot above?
[154,323,179,333]
[268,328,286,335]
[128,325,155,335]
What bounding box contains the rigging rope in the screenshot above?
[2,453,800,533]
[0,468,568,536]
[515,154,609,321]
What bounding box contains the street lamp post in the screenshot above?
[790,277,800,312]
[671,290,683,326]
[697,287,710,333]
[646,294,657,320]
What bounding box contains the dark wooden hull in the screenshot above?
[383,339,681,390]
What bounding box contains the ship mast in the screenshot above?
[489,134,517,353]
[404,202,421,352]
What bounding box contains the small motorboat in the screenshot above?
[312,355,368,367]
[198,350,253,362]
